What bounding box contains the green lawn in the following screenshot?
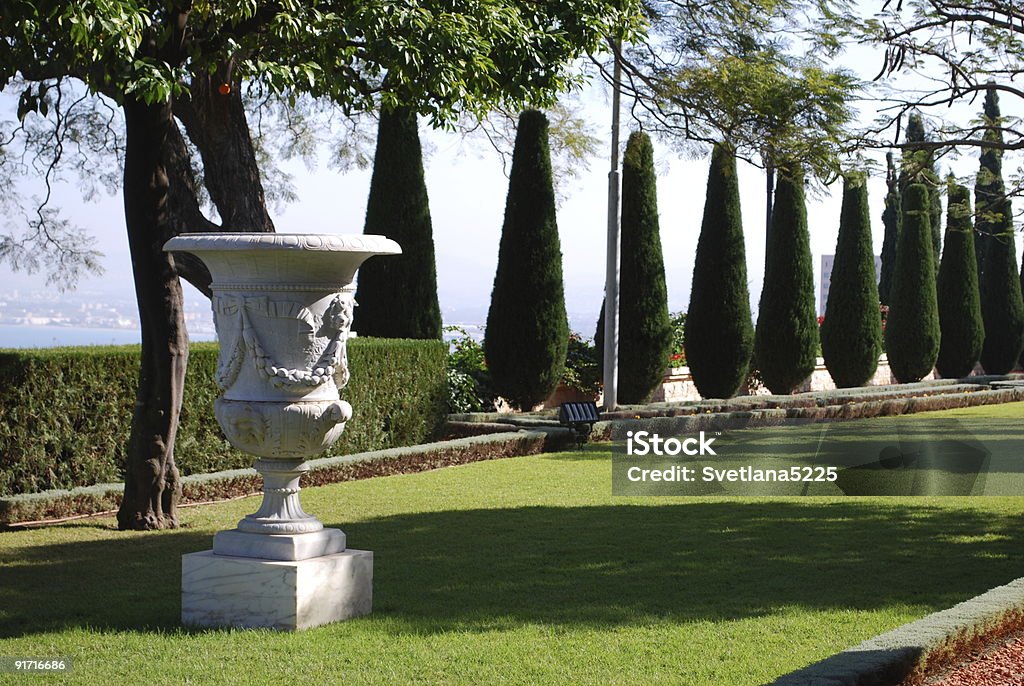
[2,403,1024,684]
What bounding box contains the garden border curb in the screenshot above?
[0,429,571,527]
[770,576,1024,685]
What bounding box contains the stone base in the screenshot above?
[212,528,346,561]
[181,549,373,630]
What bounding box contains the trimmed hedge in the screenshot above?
[886,184,940,383]
[820,174,883,388]
[685,142,754,399]
[353,105,443,340]
[613,131,673,404]
[755,164,819,394]
[0,338,447,496]
[936,181,984,378]
[976,89,1006,279]
[979,218,1024,374]
[599,381,1002,419]
[484,109,569,409]
[878,153,901,307]
[592,386,1024,442]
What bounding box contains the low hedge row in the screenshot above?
[600,380,1005,420]
[0,431,554,526]
[592,386,1024,441]
[0,339,447,496]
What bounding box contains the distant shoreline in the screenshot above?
[0,323,217,349]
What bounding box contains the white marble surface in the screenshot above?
[182,548,373,630]
[212,527,346,561]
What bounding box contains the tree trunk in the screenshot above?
[765,163,775,240]
[116,95,189,531]
[173,66,275,232]
[164,117,219,297]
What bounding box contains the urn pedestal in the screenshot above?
[166,233,400,631]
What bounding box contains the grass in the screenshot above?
[1,403,1023,684]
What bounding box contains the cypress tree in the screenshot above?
[878,153,901,306]
[754,164,818,394]
[936,180,984,378]
[885,184,940,383]
[820,174,882,388]
[685,143,754,399]
[975,89,1004,279]
[353,106,442,339]
[484,110,568,409]
[610,132,673,403]
[900,113,942,265]
[979,198,1024,374]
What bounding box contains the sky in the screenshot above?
[1,38,1021,339]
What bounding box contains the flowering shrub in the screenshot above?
[668,311,687,366]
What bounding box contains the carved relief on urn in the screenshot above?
[210,289,356,458]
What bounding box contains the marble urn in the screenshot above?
[165,232,400,630]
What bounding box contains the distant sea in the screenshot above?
[0,324,217,349]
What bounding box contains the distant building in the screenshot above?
[820,254,882,316]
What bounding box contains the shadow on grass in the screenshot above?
[350,501,1024,633]
[1,500,1022,638]
[0,527,212,638]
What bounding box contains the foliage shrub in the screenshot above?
[596,308,686,369]
[448,327,599,413]
[0,339,447,496]
[668,311,686,366]
[445,327,498,413]
[562,333,601,396]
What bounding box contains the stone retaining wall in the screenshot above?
[652,355,937,403]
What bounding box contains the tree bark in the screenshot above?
[164,118,219,296]
[116,95,189,531]
[173,66,275,232]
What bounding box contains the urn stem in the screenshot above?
[237,459,323,534]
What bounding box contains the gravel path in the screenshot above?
[931,634,1024,685]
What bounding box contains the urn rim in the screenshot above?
[163,232,401,256]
